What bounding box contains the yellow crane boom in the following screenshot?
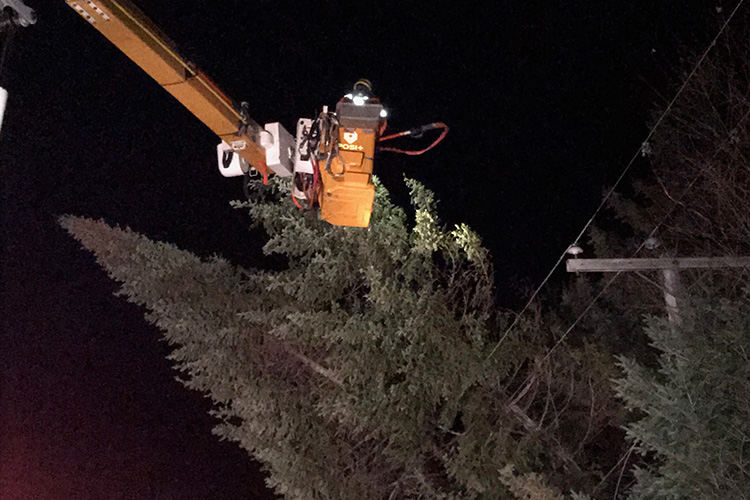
[65,0,270,175]
[63,1,447,228]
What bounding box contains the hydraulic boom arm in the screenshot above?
[64,0,270,175]
[64,1,448,228]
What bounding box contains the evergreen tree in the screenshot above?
[614,287,750,499]
[61,178,523,498]
[594,16,750,497]
[62,176,629,498]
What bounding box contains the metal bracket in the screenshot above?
[0,0,36,28]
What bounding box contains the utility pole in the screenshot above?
[566,256,750,325]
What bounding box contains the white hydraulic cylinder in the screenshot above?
[0,87,7,135]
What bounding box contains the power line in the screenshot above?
[544,99,750,359]
[486,0,746,362]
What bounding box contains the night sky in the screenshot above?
[0,1,730,498]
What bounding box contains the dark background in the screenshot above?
[0,1,729,498]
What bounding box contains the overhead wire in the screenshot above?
[527,99,750,495]
[543,104,750,361]
[485,0,746,362]
[485,8,749,491]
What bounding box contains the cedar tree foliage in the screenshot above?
[61,177,549,499]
